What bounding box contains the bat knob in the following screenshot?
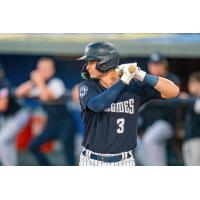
[128,65,137,73]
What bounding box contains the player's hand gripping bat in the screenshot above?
[115,63,138,77]
[116,63,138,84]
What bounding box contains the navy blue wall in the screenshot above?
[0,55,148,89]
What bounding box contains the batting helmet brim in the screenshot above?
[77,55,87,60]
[77,55,100,61]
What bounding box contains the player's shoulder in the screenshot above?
[48,77,64,84]
[79,79,99,89]
[80,78,96,84]
[79,79,99,100]
[47,77,66,90]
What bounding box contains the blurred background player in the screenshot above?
[181,72,200,165]
[149,71,200,165]
[0,63,30,165]
[15,57,76,165]
[137,52,181,165]
[69,84,84,160]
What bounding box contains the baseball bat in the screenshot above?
[128,64,137,73]
[116,64,137,76]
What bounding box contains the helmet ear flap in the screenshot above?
[81,63,90,80]
[96,61,109,73]
[96,55,119,73]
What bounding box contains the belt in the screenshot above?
[82,150,132,163]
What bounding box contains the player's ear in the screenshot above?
[81,71,90,80]
[81,64,90,80]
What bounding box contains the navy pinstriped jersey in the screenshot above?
[79,79,162,154]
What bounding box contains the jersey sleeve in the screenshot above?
[48,78,66,99]
[140,84,162,105]
[79,81,99,110]
[28,78,66,99]
[28,86,40,97]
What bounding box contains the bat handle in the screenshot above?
[128,65,137,73]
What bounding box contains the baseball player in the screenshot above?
[152,71,200,165]
[16,57,76,165]
[0,64,30,165]
[164,72,200,165]
[70,84,84,157]
[182,72,200,165]
[78,41,179,166]
[137,53,181,165]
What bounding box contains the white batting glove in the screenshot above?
[117,64,135,85]
[117,63,146,82]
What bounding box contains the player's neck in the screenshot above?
[99,70,119,88]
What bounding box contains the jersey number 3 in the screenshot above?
[117,118,125,134]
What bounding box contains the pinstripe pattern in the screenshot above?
[79,149,135,166]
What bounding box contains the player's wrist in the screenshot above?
[134,68,146,81]
[120,67,133,85]
[133,68,159,87]
[120,75,131,84]
[143,74,159,87]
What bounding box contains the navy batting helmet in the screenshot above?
[148,52,167,64]
[78,41,120,79]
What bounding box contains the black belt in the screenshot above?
[82,150,132,163]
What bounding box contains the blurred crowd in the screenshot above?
[0,58,82,166]
[135,53,200,166]
[0,54,200,166]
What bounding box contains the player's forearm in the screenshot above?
[15,81,34,97]
[87,80,126,112]
[134,68,179,98]
[117,64,179,99]
[154,77,179,98]
[127,65,179,98]
[135,70,179,98]
[36,82,54,102]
